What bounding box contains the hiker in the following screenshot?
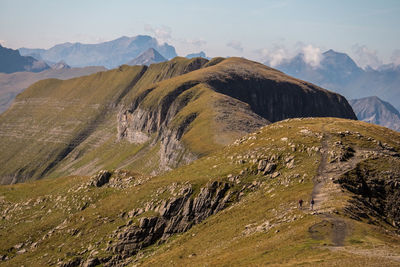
[298,199,303,209]
[310,198,315,210]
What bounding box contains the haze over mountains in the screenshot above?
[350,96,400,131]
[186,51,209,59]
[0,45,50,73]
[19,35,177,69]
[127,48,167,66]
[274,49,400,111]
[2,36,399,133]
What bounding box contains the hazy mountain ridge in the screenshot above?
[127,48,167,66]
[275,49,400,111]
[19,35,177,68]
[350,96,400,131]
[0,45,50,74]
[186,51,210,59]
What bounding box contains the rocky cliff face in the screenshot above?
[336,153,400,228]
[117,80,201,171]
[207,70,356,122]
[107,181,232,262]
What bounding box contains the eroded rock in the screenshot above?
[88,170,112,187]
[107,181,232,259]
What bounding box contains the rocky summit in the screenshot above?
[0,56,355,184]
[127,48,167,66]
[350,96,400,132]
[0,118,399,266]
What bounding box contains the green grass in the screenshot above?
[2,118,400,266]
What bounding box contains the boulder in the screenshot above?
[89,170,112,187]
[263,163,277,175]
[257,160,268,171]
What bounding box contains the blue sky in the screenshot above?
[1,0,399,68]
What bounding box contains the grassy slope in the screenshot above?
[0,58,211,181]
[0,66,146,182]
[1,118,400,266]
[0,57,268,182]
[0,56,357,183]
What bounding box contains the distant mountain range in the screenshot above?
[19,35,177,69]
[274,49,400,111]
[127,48,166,66]
[0,45,50,73]
[349,96,400,131]
[127,49,211,66]
[50,60,71,70]
[186,51,210,59]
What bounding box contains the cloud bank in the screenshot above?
[301,45,322,67]
[226,40,243,52]
[144,24,172,44]
[391,49,400,66]
[258,44,322,68]
[352,44,382,69]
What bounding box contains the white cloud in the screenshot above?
[256,43,324,68]
[302,44,322,67]
[352,44,382,69]
[268,48,289,67]
[183,38,207,47]
[144,24,172,44]
[391,49,400,66]
[226,40,243,53]
[254,44,291,67]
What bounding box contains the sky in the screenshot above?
[1,0,399,68]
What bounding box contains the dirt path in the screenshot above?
[306,122,400,262]
[309,124,354,246]
[311,130,330,211]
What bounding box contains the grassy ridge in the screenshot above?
[1,118,399,266]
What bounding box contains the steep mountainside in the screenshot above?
[127,48,166,66]
[0,57,355,184]
[275,49,400,111]
[0,45,49,74]
[1,118,399,266]
[19,36,177,68]
[350,96,400,131]
[0,66,106,113]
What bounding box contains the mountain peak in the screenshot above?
[0,45,50,73]
[127,48,166,66]
[349,96,400,131]
[18,35,178,68]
